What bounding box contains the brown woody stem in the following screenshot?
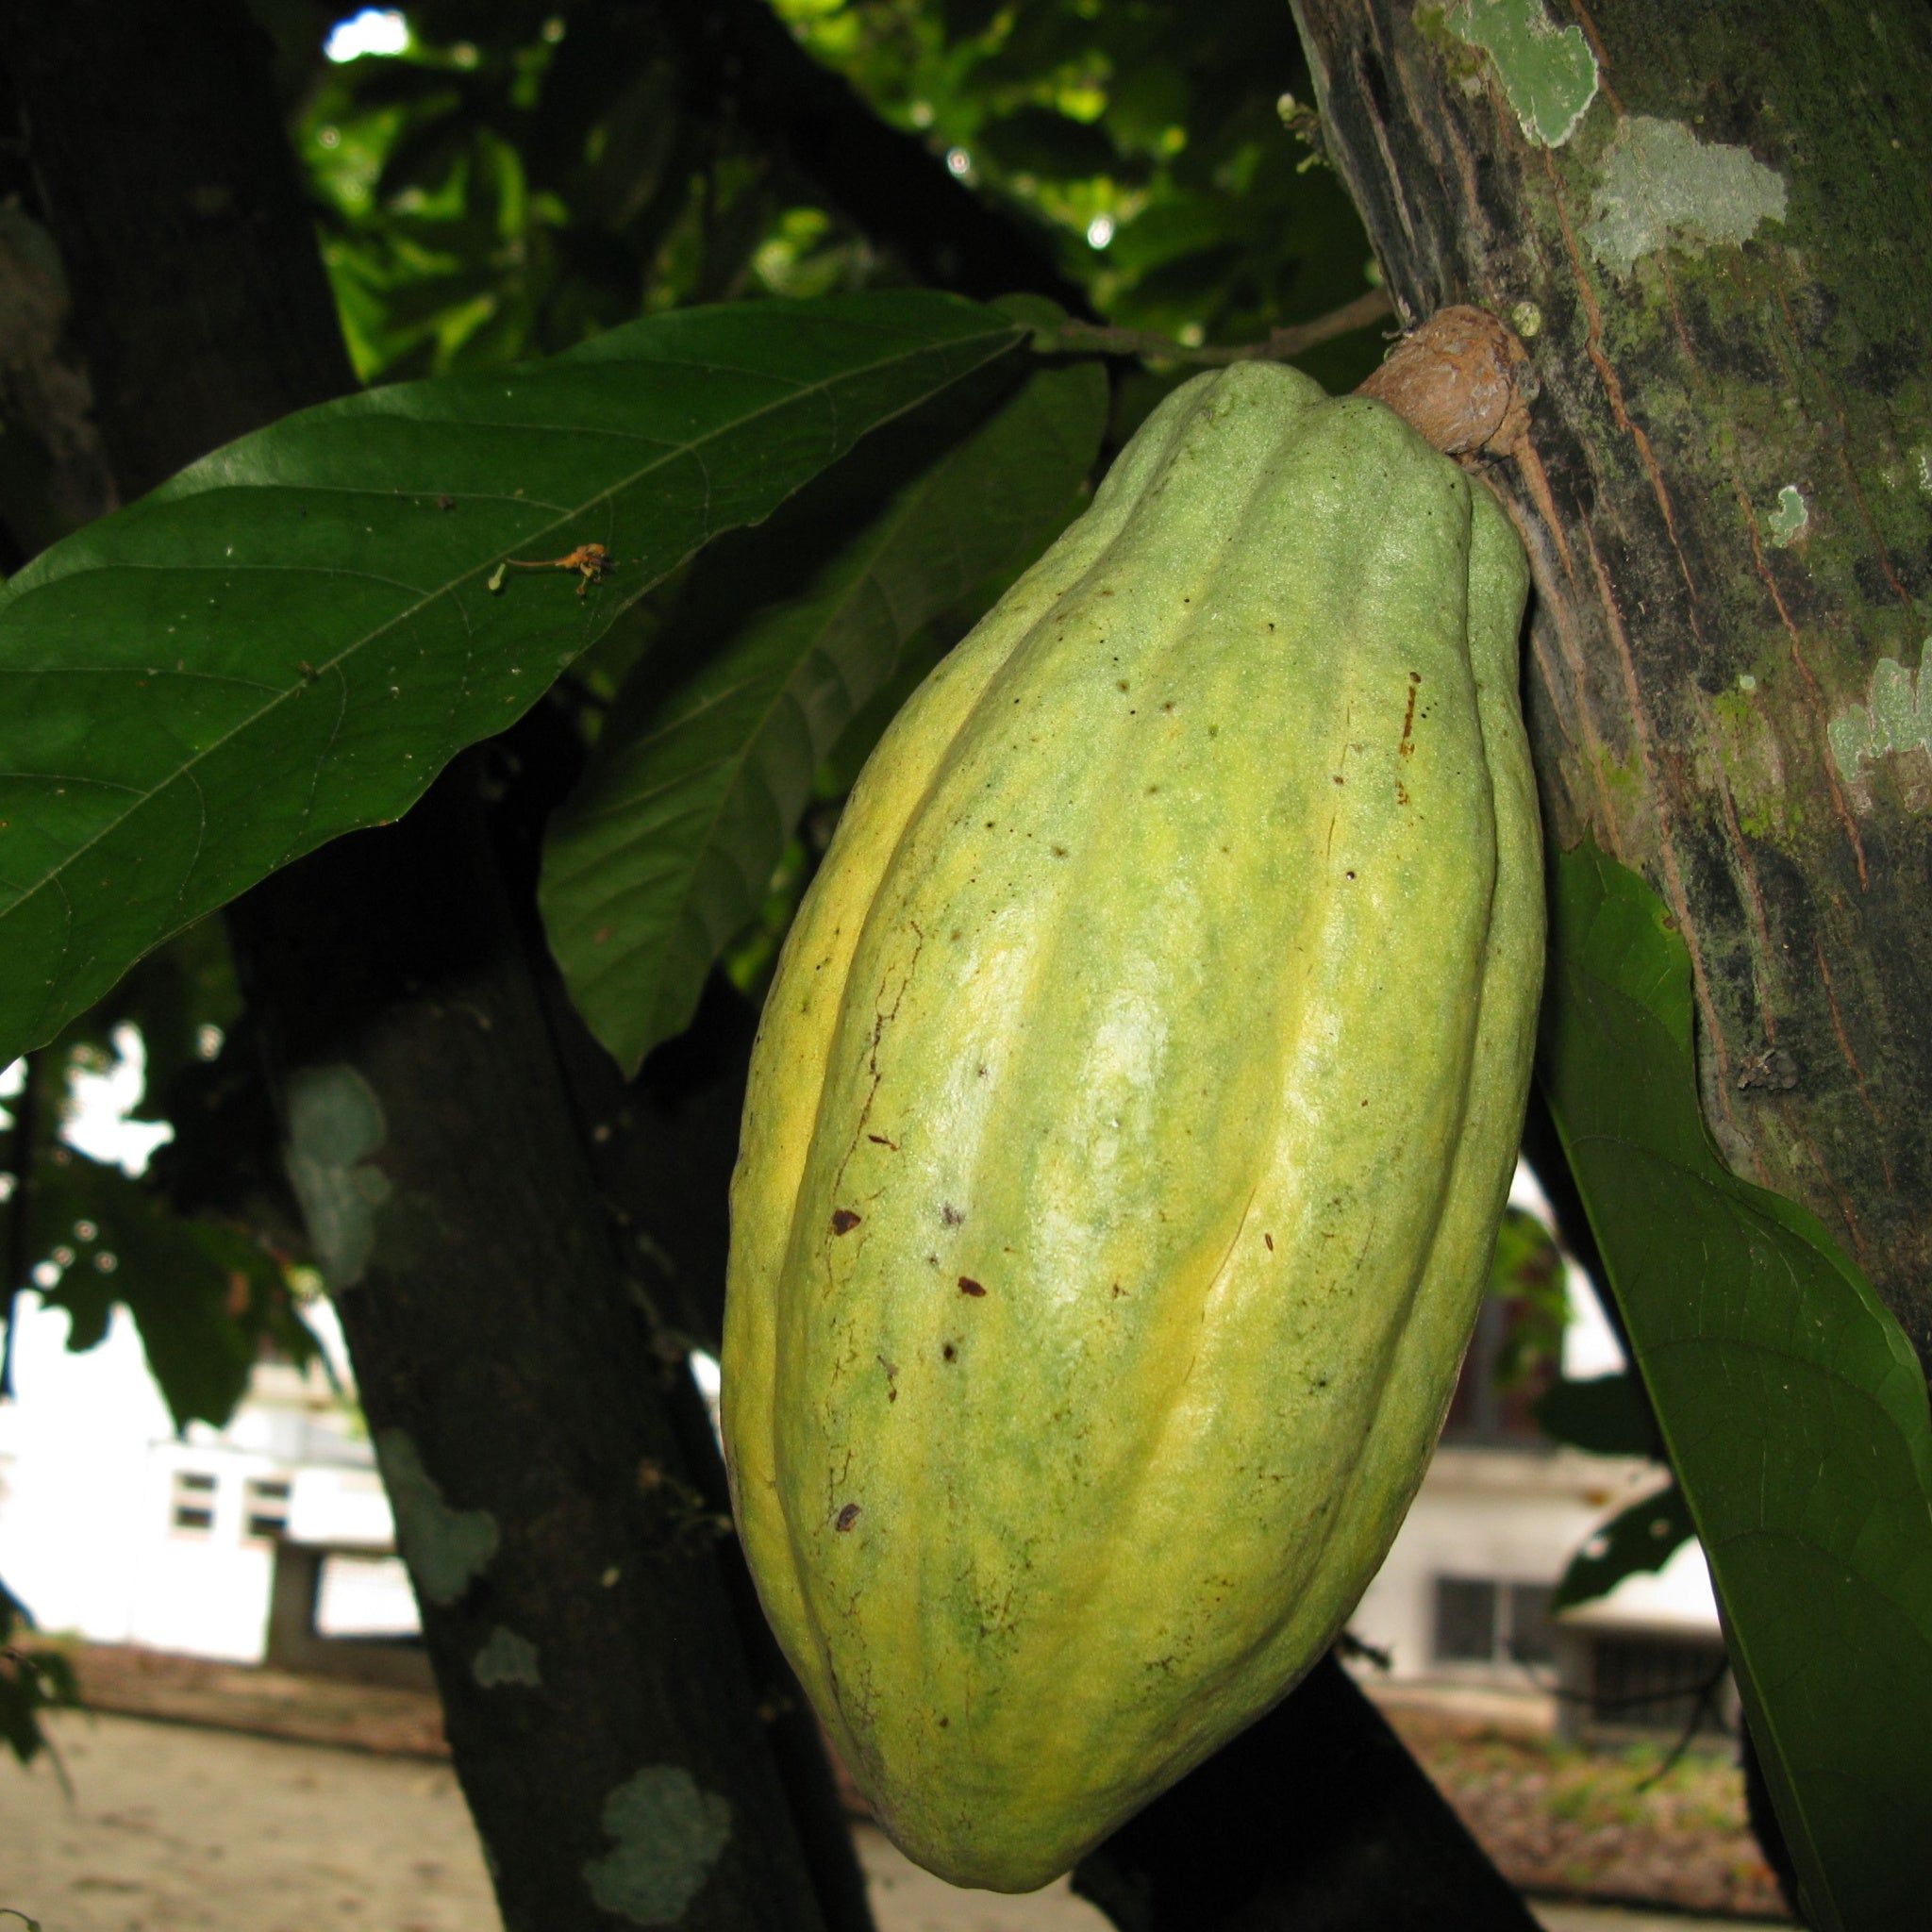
[1354,304,1535,461]
[1031,287,1394,366]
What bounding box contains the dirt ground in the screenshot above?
[3,1710,490,1932]
[1380,1704,1790,1922]
[1,1710,1111,1932]
[1,1708,1790,1932]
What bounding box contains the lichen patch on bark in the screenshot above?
[283,1063,393,1291]
[1584,117,1789,279]
[373,1428,499,1607]
[1829,642,1932,810]
[472,1624,542,1689]
[581,1766,732,1924]
[1443,0,1599,148]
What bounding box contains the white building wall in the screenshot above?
[1350,1444,1670,1682]
[0,1291,403,1663]
[0,1296,165,1646]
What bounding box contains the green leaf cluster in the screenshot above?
[1,923,320,1433]
[774,0,1379,375]
[266,0,1384,392]
[541,308,1107,1070]
[0,291,1021,1069]
[0,1574,77,1775]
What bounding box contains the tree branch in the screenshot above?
[1033,288,1393,365]
[1074,1653,1543,1931]
[650,0,1093,313]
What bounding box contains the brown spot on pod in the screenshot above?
[958,1277,986,1297]
[836,1504,860,1532]
[831,1208,862,1235]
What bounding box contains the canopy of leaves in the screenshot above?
[6,0,1385,1448]
[270,0,1384,391]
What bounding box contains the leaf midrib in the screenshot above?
[2,324,1016,941]
[566,446,955,1040]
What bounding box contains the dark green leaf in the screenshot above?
[49,919,240,1125]
[1534,1371,1664,1460]
[980,106,1123,179]
[1552,1478,1692,1612]
[0,1574,78,1774]
[540,334,1107,1073]
[28,1144,314,1431]
[1541,838,1932,1932]
[0,292,1024,1074]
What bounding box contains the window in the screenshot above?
[170,1469,218,1534]
[244,1475,292,1541]
[1433,1577,1496,1661]
[1507,1582,1557,1666]
[1590,1635,1730,1734]
[1432,1575,1558,1669]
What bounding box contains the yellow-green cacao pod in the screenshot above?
[722,360,1541,1891]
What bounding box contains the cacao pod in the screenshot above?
[721,359,1541,1891]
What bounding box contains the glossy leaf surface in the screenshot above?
[0,292,1024,1071]
[1541,840,1932,1932]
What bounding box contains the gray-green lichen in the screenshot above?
[1585,116,1788,279]
[1768,485,1809,547]
[1828,641,1932,805]
[582,1766,731,1924]
[473,1624,541,1689]
[1446,0,1599,148]
[374,1428,499,1606]
[284,1063,393,1291]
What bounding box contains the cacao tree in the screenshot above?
[1291,8,1932,1924]
[0,2,1926,1929]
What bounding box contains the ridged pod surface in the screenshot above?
[721,360,1541,1890]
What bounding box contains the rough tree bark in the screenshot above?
[229,772,865,1932]
[1291,0,1932,1361]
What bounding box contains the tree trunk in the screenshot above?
[1073,1654,1541,1931]
[227,768,853,1932]
[0,3,870,1926]
[1291,0,1932,1362]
